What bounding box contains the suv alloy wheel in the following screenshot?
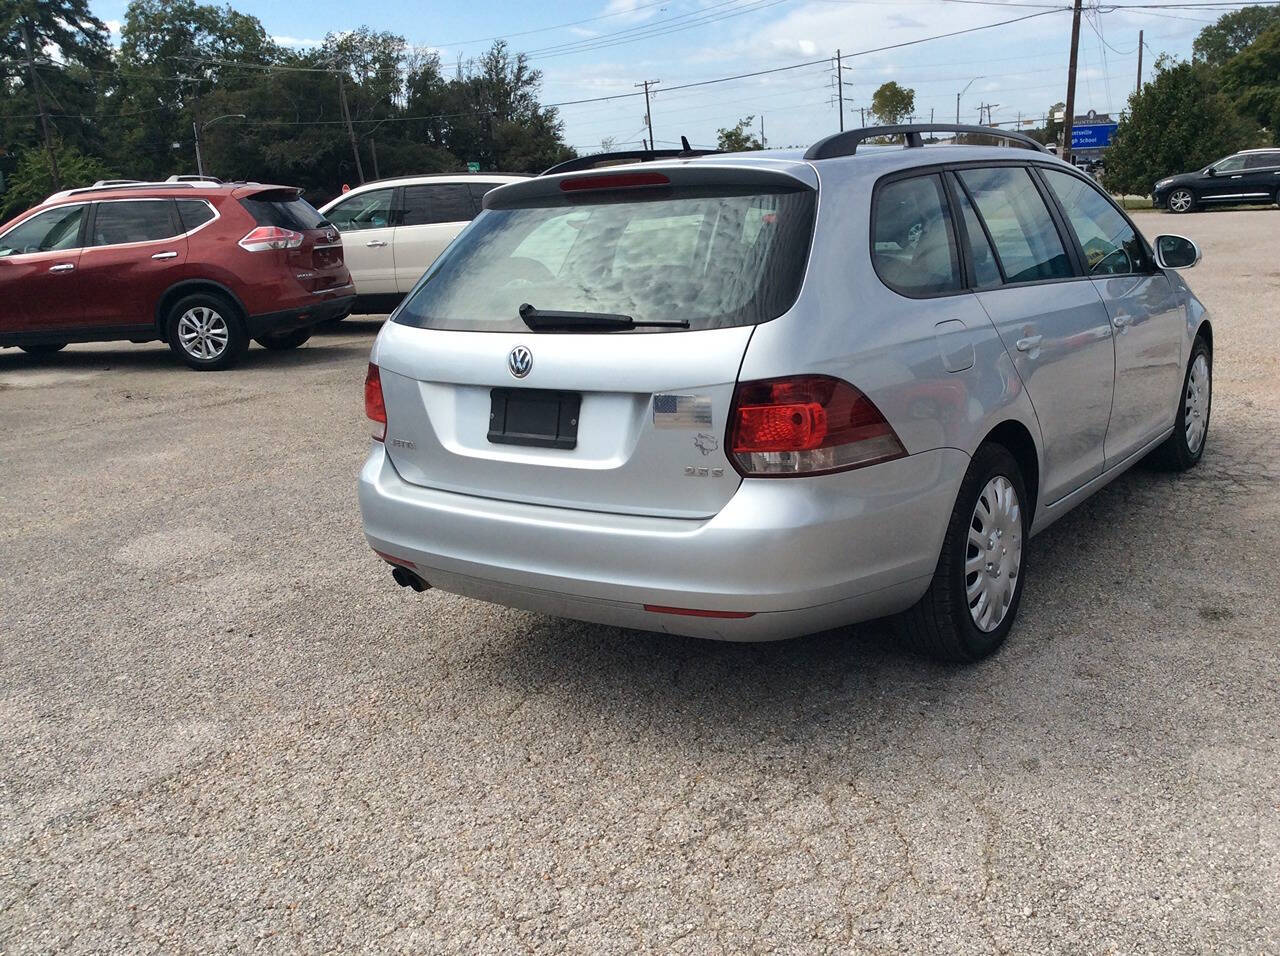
[166,292,249,371]
[1168,188,1194,214]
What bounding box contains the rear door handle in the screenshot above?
[1015,334,1042,352]
[49,263,75,273]
[151,251,178,260]
[366,240,388,248]
[1112,315,1134,333]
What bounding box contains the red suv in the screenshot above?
[0,178,355,370]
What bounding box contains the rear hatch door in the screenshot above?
[237,187,349,293]
[375,163,817,519]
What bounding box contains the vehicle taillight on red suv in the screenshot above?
[728,375,906,477]
[238,226,304,252]
[365,363,387,441]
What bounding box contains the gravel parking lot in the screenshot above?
[2,207,1278,953]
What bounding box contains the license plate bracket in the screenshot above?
[488,388,581,450]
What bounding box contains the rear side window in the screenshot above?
[0,205,85,256]
[950,180,1002,287]
[956,167,1072,283]
[468,182,503,210]
[1244,152,1280,169]
[326,189,395,231]
[871,174,961,296]
[401,184,476,226]
[394,185,816,333]
[1040,169,1146,276]
[176,200,215,232]
[240,193,327,230]
[91,200,179,246]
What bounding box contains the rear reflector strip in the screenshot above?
[373,548,413,567]
[644,604,755,619]
[560,172,671,192]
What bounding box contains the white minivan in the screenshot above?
[319,174,527,313]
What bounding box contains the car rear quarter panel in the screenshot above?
[738,160,1045,510]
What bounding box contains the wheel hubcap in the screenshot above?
[1184,353,1210,454]
[965,476,1023,633]
[1170,190,1192,213]
[177,307,229,360]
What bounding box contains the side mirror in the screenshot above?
[1155,234,1200,270]
[1204,166,1216,177]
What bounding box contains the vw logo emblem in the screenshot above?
[508,345,533,379]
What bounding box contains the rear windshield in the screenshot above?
[239,192,328,230]
[393,185,815,333]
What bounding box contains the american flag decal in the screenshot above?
[653,394,713,428]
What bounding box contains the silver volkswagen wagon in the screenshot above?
[358,125,1212,660]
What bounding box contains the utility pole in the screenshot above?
[636,79,659,150]
[1063,0,1084,165]
[930,108,934,125]
[956,76,983,126]
[1135,29,1144,94]
[193,122,205,177]
[21,20,60,190]
[337,70,365,184]
[835,49,844,131]
[759,114,765,148]
[859,106,866,127]
[369,136,380,180]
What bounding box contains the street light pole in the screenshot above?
[957,77,982,125]
[194,113,246,178]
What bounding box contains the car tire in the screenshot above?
[165,293,249,371]
[19,343,67,355]
[254,328,312,350]
[894,443,1029,662]
[1146,336,1211,472]
[1168,188,1195,214]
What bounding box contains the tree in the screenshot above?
[1221,24,1280,144]
[1104,57,1258,196]
[716,116,762,152]
[1192,5,1280,67]
[1,143,112,220]
[870,82,915,126]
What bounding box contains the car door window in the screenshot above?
[871,174,962,296]
[948,177,1002,288]
[1244,152,1280,170]
[956,167,1073,283]
[1040,169,1146,276]
[1212,155,1245,173]
[91,201,179,246]
[0,205,85,256]
[325,189,394,232]
[401,184,475,226]
[467,182,504,213]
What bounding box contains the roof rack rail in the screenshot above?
[805,124,1048,161]
[543,137,721,176]
[91,179,146,187]
[166,174,223,183]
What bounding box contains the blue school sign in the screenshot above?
[1071,123,1118,150]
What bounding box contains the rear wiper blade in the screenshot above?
[518,303,689,332]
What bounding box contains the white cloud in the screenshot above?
[271,35,324,48]
[602,0,661,25]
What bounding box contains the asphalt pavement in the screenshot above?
[1,207,1277,953]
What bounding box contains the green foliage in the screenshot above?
[1192,5,1280,67]
[870,82,915,126]
[1,143,113,220]
[2,0,574,211]
[716,116,762,152]
[1104,57,1259,196]
[1221,24,1280,144]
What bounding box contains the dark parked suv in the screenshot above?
[1153,148,1280,214]
[0,178,355,369]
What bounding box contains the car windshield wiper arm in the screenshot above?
[518,303,689,332]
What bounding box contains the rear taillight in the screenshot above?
[559,172,670,192]
[239,226,304,251]
[728,375,906,477]
[365,363,386,441]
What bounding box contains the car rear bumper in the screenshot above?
[246,290,355,336]
[358,443,969,641]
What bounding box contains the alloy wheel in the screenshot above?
[965,476,1023,633]
[1169,189,1193,214]
[1185,353,1210,454]
[177,306,230,361]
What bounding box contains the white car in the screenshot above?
[318,174,527,313]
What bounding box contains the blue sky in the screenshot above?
[89,0,1214,151]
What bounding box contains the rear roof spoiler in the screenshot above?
[543,137,720,176]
